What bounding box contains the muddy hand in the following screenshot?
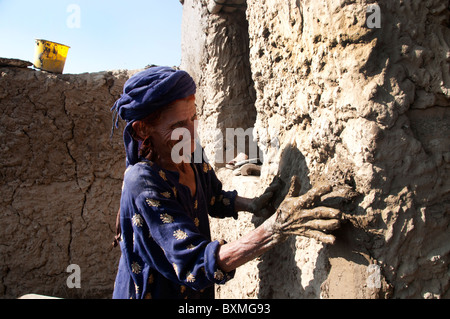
[264,184,342,244]
[286,175,302,198]
[319,184,359,210]
[249,176,283,219]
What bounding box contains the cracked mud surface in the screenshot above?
[0,67,137,298]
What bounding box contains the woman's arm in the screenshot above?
[233,179,282,216]
[216,214,281,272]
[234,195,253,212]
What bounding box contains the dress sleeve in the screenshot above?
[132,187,234,291]
[200,162,238,220]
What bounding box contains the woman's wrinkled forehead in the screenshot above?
[159,97,196,128]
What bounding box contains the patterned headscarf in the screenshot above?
[111,66,196,166]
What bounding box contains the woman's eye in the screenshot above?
[171,122,184,130]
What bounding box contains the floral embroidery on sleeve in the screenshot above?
[159,170,167,181]
[160,213,174,224]
[193,217,200,227]
[132,214,144,227]
[186,272,196,283]
[146,198,161,207]
[131,261,142,274]
[173,229,188,240]
[172,186,177,198]
[160,191,171,199]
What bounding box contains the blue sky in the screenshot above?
[0,0,183,74]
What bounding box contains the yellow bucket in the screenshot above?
[33,39,70,74]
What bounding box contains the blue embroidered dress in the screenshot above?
[112,153,237,299]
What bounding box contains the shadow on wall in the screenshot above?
[251,144,331,298]
[251,144,383,298]
[257,236,329,298]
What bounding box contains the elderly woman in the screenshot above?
[111,66,342,299]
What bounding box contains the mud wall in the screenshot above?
[181,0,257,167]
[182,0,450,298]
[0,66,133,298]
[1,0,448,299]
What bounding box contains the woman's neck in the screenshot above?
[154,154,191,174]
[153,152,196,197]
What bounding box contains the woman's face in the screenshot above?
[151,97,197,162]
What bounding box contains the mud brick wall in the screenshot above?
[0,66,134,298]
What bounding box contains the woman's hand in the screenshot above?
[217,180,348,273]
[217,178,355,273]
[263,184,342,244]
[248,177,283,218]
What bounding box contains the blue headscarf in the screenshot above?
[111,66,196,167]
